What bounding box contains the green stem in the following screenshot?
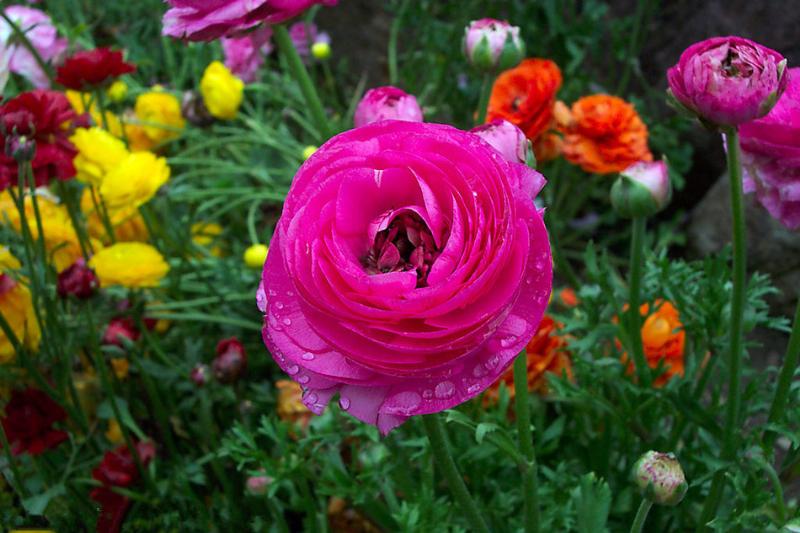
[388,0,410,85]
[513,352,540,533]
[421,413,490,533]
[476,73,493,124]
[0,419,28,499]
[763,297,800,451]
[616,0,650,94]
[697,128,747,530]
[273,24,332,141]
[629,498,653,533]
[627,216,651,387]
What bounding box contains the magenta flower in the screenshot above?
[258,120,552,433]
[0,5,67,88]
[739,68,800,229]
[288,21,330,59]
[354,86,423,128]
[221,26,273,83]
[470,119,529,164]
[667,36,788,127]
[162,0,338,42]
[463,18,524,72]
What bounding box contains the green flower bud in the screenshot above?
[633,451,688,506]
[611,160,671,218]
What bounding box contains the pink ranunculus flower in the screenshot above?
[470,118,529,164]
[739,67,800,229]
[221,26,273,83]
[353,86,423,128]
[258,120,553,433]
[0,5,67,88]
[667,36,788,128]
[162,0,338,42]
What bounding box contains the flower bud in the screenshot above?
[353,86,423,128]
[181,90,215,128]
[470,119,530,164]
[5,134,36,163]
[246,473,272,495]
[667,36,788,128]
[302,145,318,160]
[57,259,99,300]
[244,243,269,269]
[633,451,687,506]
[312,41,331,61]
[610,160,671,218]
[102,317,140,347]
[463,18,524,72]
[190,364,210,387]
[107,80,129,103]
[213,337,247,383]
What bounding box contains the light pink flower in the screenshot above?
[353,86,423,128]
[288,21,329,58]
[470,118,529,164]
[463,18,524,72]
[221,26,273,83]
[667,36,788,127]
[0,5,67,88]
[739,68,800,229]
[258,120,552,433]
[611,160,672,217]
[162,0,338,42]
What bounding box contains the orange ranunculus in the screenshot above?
[276,379,312,428]
[486,59,562,147]
[558,287,579,307]
[621,300,685,387]
[485,316,572,405]
[562,94,652,174]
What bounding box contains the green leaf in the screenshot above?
[574,473,611,533]
[22,483,65,515]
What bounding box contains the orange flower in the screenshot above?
[276,379,312,428]
[621,300,685,387]
[562,94,652,174]
[558,287,579,307]
[487,58,562,147]
[485,316,572,405]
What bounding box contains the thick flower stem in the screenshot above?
[273,24,332,141]
[513,351,540,533]
[422,413,490,533]
[627,216,651,387]
[698,129,747,530]
[764,297,800,451]
[476,73,492,124]
[629,498,653,533]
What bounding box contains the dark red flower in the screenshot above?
[90,441,156,533]
[1,388,68,456]
[213,337,247,383]
[57,258,99,299]
[0,90,78,190]
[102,317,140,347]
[56,48,136,91]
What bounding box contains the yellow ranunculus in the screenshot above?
[200,61,244,120]
[107,80,129,103]
[0,249,40,362]
[99,151,170,210]
[81,189,149,244]
[70,127,130,186]
[89,242,169,288]
[191,222,224,257]
[105,418,124,444]
[66,90,125,137]
[132,89,185,148]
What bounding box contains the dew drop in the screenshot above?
[500,335,517,348]
[268,289,277,297]
[297,375,310,384]
[467,383,482,394]
[485,355,500,369]
[434,381,455,399]
[473,364,488,377]
[301,352,315,361]
[275,302,284,310]
[386,391,422,415]
[282,317,292,326]
[339,396,351,410]
[286,290,294,297]
[422,389,433,399]
[305,392,318,404]
[286,364,300,375]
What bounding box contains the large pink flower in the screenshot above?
[0,5,67,88]
[162,0,338,42]
[667,36,788,127]
[258,120,552,433]
[739,68,800,229]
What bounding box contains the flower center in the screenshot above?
[362,211,440,287]
[721,48,753,78]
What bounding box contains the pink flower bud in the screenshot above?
[56,258,98,300]
[246,473,272,495]
[667,36,788,128]
[633,451,687,506]
[470,119,530,164]
[611,160,671,218]
[463,18,524,72]
[213,337,247,383]
[353,86,423,128]
[102,317,140,347]
[189,364,209,387]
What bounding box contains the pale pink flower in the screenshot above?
[221,26,273,83]
[0,5,67,88]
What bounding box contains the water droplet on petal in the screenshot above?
[473,365,488,377]
[386,391,422,415]
[485,356,499,369]
[286,364,299,375]
[301,352,315,361]
[467,383,482,394]
[282,317,292,326]
[268,289,277,297]
[275,302,284,310]
[422,389,433,399]
[286,290,294,297]
[500,336,517,348]
[306,392,318,404]
[297,375,310,384]
[339,396,350,410]
[434,381,455,399]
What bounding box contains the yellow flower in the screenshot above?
[70,127,130,186]
[81,189,149,244]
[244,244,268,269]
[99,151,170,210]
[0,246,21,270]
[0,251,40,362]
[0,192,88,271]
[302,145,318,160]
[107,80,129,103]
[311,42,331,60]
[200,61,244,120]
[105,419,124,444]
[111,358,130,379]
[90,242,169,288]
[132,89,185,147]
[66,90,125,137]
[191,222,223,257]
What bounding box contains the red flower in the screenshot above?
[1,388,68,456]
[102,317,141,347]
[90,441,156,533]
[213,337,247,383]
[0,90,78,190]
[56,48,136,91]
[57,258,99,299]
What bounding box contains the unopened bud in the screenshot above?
[633,451,687,506]
[190,364,210,387]
[611,160,671,218]
[246,473,272,495]
[6,135,36,163]
[312,41,331,60]
[213,337,247,383]
[463,19,524,72]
